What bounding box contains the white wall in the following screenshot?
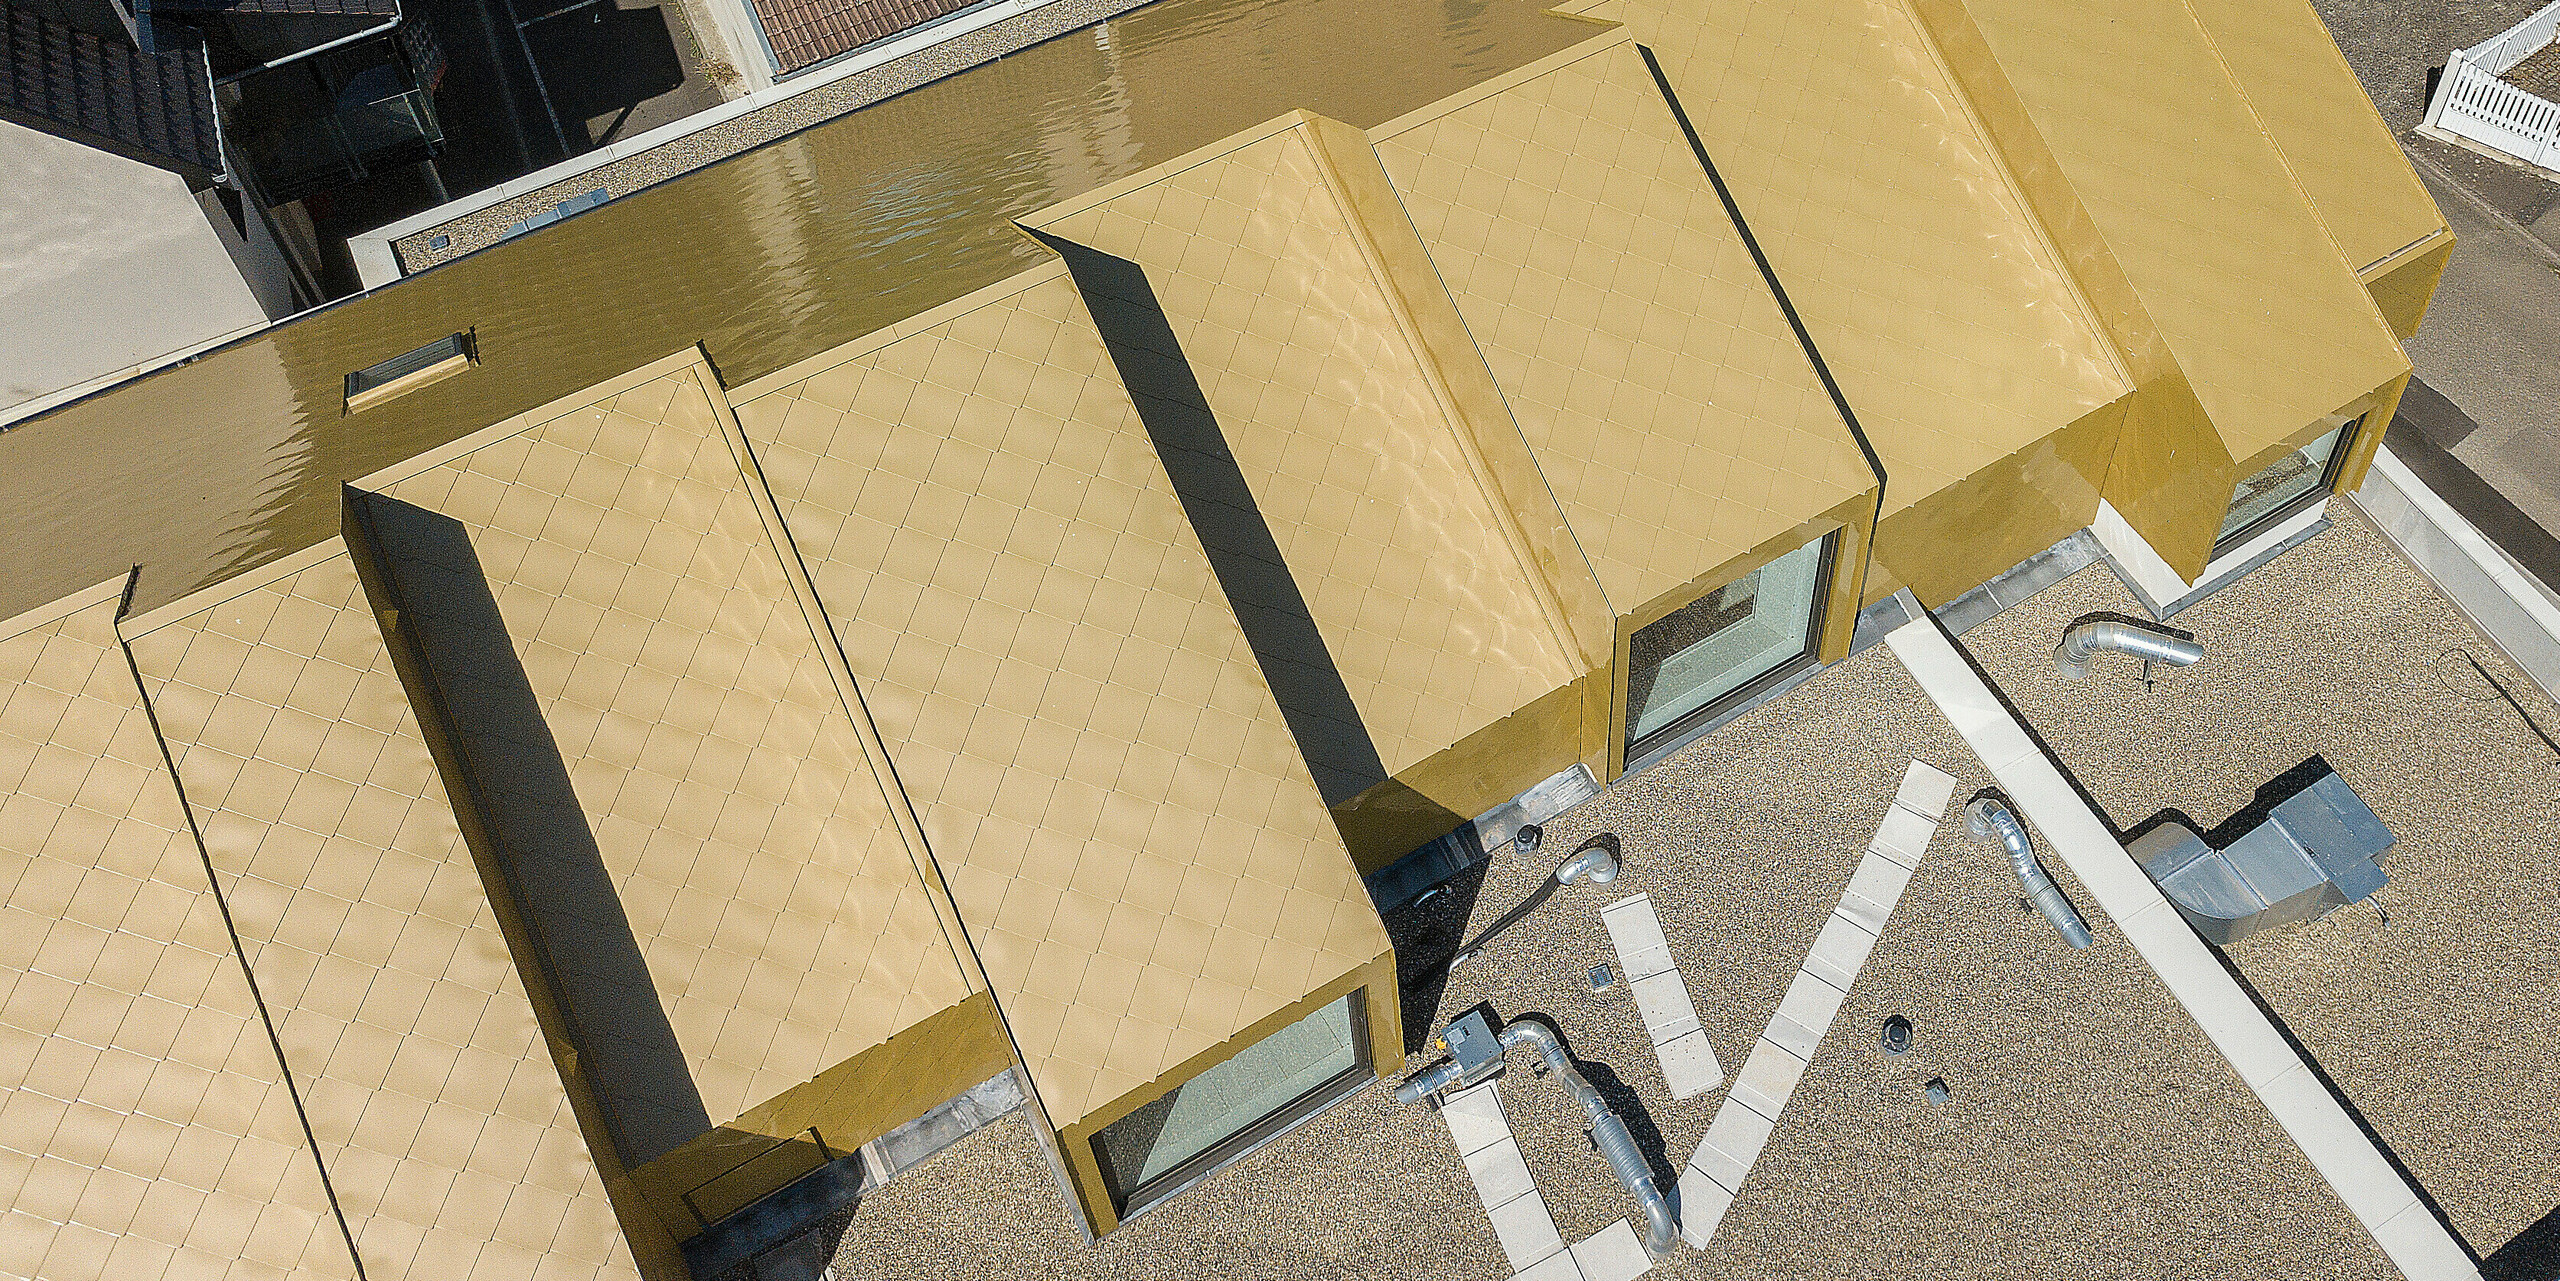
[0,121,280,418]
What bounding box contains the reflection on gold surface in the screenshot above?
[0,0,1595,625]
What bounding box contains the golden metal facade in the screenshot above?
[0,0,2448,1269]
[125,553,643,1281]
[1372,36,1874,623]
[733,270,1396,1134]
[0,585,353,1281]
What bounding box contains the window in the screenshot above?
[1092,992,1368,1215]
[1624,534,1833,762]
[2214,418,2357,559]
[345,332,474,412]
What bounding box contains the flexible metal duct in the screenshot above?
[2054,619,2203,680]
[1967,797,2093,949]
[1395,1014,1679,1259]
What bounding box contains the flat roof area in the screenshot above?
[820,507,2559,1279]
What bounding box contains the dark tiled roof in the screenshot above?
[0,1,223,181]
[750,0,975,74]
[154,0,400,17]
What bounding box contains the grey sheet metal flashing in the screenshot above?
[1365,763,1601,913]
[2133,772,2394,946]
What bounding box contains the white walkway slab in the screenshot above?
[1883,610,2481,1281]
[1674,761,1956,1247]
[1440,1080,1653,1281]
[1600,894,1724,1098]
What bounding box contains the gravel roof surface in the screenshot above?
[1966,506,2560,1277]
[816,510,2550,1279]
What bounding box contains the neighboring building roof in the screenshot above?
[1565,0,2133,519]
[124,552,641,1281]
[747,0,973,76]
[734,270,1392,1127]
[0,581,354,1281]
[1023,117,1591,788]
[0,0,221,183]
[1373,34,1875,618]
[152,0,400,16]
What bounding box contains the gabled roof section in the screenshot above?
[0,0,222,184]
[1924,0,2409,467]
[1021,114,1592,784]
[1559,0,2130,518]
[1373,33,1875,618]
[0,581,356,1281]
[345,355,978,1142]
[124,550,642,1281]
[730,267,1391,1127]
[2178,0,2445,277]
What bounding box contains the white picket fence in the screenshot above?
[2425,0,2560,172]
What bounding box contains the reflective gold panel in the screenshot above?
[354,360,976,1144]
[1562,0,2131,521]
[1373,35,1874,620]
[1027,121,1587,786]
[0,585,354,1281]
[2183,0,2446,276]
[733,266,1391,1129]
[126,553,643,1281]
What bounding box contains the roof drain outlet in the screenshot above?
[2054,619,2203,680]
[1966,796,2093,949]
[1396,1011,1679,1260]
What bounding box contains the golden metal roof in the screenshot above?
[1023,119,1589,779]
[0,0,1596,628]
[2182,0,2446,275]
[1945,0,2410,466]
[1562,0,2132,519]
[1372,34,1875,617]
[732,266,1391,1127]
[349,356,977,1136]
[124,552,641,1281]
[0,583,353,1281]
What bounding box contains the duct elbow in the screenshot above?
[2055,619,2203,680]
[1967,797,2093,949]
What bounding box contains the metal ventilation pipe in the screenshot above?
[2054,619,2203,680]
[1501,1020,1678,1260]
[1395,1013,1678,1259]
[1966,797,2093,949]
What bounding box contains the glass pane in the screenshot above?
[2219,423,2348,548]
[1626,537,1827,749]
[1094,995,1359,1200]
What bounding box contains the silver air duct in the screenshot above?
[1395,1011,1679,1259]
[2054,619,2203,680]
[1967,796,2093,949]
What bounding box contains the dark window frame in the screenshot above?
[1093,990,1372,1218]
[1623,532,1837,766]
[2211,414,2364,562]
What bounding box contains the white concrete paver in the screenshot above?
[1882,611,2481,1281]
[1673,760,1956,1247]
[1439,1078,1656,1280]
[1602,895,1725,1098]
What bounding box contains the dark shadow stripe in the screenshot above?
[114,567,372,1281]
[1029,227,1394,808]
[1636,44,1888,546]
[2386,379,2560,598]
[348,490,713,1170]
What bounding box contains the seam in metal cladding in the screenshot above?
[108,566,373,1281]
[1634,42,1889,582]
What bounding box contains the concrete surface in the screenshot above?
[2402,160,2560,538]
[1969,509,2560,1280]
[818,535,2469,1279]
